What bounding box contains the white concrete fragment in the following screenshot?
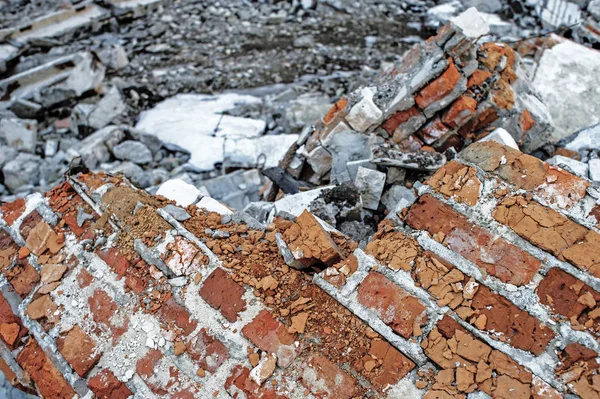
[136,93,266,170]
[223,134,299,169]
[196,197,233,215]
[354,166,386,210]
[452,7,490,38]
[588,159,600,182]
[564,124,600,152]
[533,38,600,142]
[536,0,581,28]
[345,87,382,132]
[156,179,202,207]
[0,118,37,153]
[477,128,519,150]
[547,155,588,178]
[274,186,333,217]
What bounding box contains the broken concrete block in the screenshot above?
[274,186,333,217]
[69,126,125,169]
[157,179,202,207]
[451,7,490,38]
[285,93,331,131]
[381,185,417,214]
[589,159,600,182]
[345,88,383,132]
[71,86,126,135]
[224,134,299,169]
[0,118,37,153]
[562,123,600,152]
[547,155,589,178]
[346,160,376,182]
[533,38,600,142]
[2,153,43,193]
[0,145,17,169]
[9,99,42,119]
[325,130,372,184]
[478,128,519,150]
[535,0,581,28]
[197,197,233,216]
[354,167,386,210]
[95,44,129,71]
[112,140,153,165]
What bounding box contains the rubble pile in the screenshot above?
[0,140,599,398]
[1,1,600,398]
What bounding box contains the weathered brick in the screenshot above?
[186,328,229,373]
[199,268,246,322]
[56,325,100,377]
[323,97,348,125]
[415,59,461,110]
[300,354,357,399]
[415,116,451,145]
[441,94,477,128]
[461,141,589,209]
[357,271,427,338]
[495,195,600,278]
[281,210,343,267]
[537,268,600,337]
[354,339,415,389]
[96,247,130,277]
[0,295,27,349]
[16,338,76,399]
[88,289,128,343]
[225,365,288,399]
[425,161,481,206]
[7,259,40,298]
[0,230,18,272]
[413,253,553,355]
[1,198,25,226]
[406,194,541,285]
[88,369,132,399]
[382,106,423,135]
[241,310,301,368]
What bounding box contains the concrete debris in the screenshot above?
[156,179,202,207]
[532,37,600,142]
[354,167,386,210]
[0,118,37,153]
[71,86,127,135]
[112,140,153,165]
[547,154,589,178]
[478,127,519,150]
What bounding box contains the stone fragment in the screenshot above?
[354,167,386,210]
[345,88,383,132]
[0,118,37,153]
[589,158,600,182]
[451,7,490,38]
[111,140,153,165]
[57,325,100,377]
[71,86,126,135]
[547,155,588,178]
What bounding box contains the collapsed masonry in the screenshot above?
[281,9,553,189]
[0,140,599,398]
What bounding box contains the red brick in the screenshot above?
[355,340,415,390]
[357,271,427,338]
[187,328,229,373]
[76,268,94,288]
[241,310,301,368]
[88,369,132,399]
[382,106,423,135]
[416,116,451,145]
[88,289,128,343]
[57,325,100,377]
[300,354,357,399]
[281,210,342,267]
[537,268,600,336]
[1,198,25,226]
[225,365,287,399]
[461,141,589,209]
[200,268,246,322]
[416,58,461,109]
[156,296,197,336]
[467,69,492,88]
[19,211,42,241]
[0,230,18,272]
[8,259,40,298]
[96,247,130,277]
[441,95,477,128]
[406,194,541,286]
[16,338,76,399]
[323,97,348,125]
[0,295,27,349]
[136,349,173,395]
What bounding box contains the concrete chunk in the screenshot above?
[478,128,519,150]
[354,167,386,210]
[451,7,490,38]
[547,155,589,178]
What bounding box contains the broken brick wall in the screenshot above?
[283,11,553,187]
[1,141,600,398]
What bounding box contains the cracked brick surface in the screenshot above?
[0,138,600,399]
